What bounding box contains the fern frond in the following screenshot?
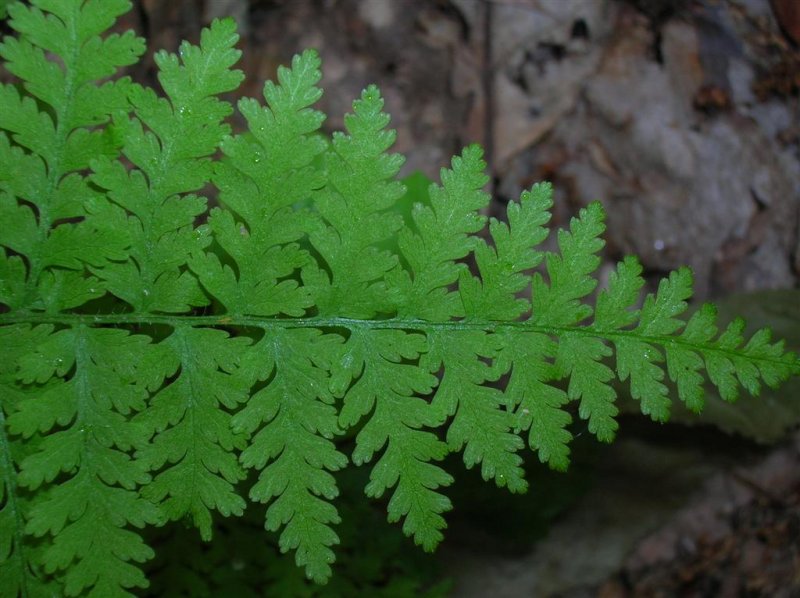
[233,328,346,583]
[340,328,451,551]
[90,17,243,313]
[0,324,53,597]
[395,144,490,320]
[562,255,643,440]
[439,181,551,486]
[0,2,152,594]
[614,267,693,420]
[196,48,346,581]
[306,84,405,317]
[192,48,325,317]
[424,330,527,492]
[8,326,159,596]
[86,19,251,552]
[0,4,798,593]
[0,0,143,313]
[134,326,250,540]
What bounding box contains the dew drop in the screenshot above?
[143,289,150,297]
[193,226,210,240]
[654,239,665,251]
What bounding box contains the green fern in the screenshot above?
[1,1,798,595]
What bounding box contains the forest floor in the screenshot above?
[440,424,800,596]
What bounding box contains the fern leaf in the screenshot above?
[667,305,797,408]
[134,326,250,540]
[424,330,527,493]
[500,329,572,471]
[499,202,605,470]
[532,202,605,327]
[195,48,344,581]
[615,268,693,421]
[395,145,490,320]
[86,17,247,544]
[0,324,53,597]
[233,328,347,583]
[192,49,325,317]
[558,256,645,441]
[0,415,27,596]
[0,5,798,592]
[306,85,405,317]
[337,328,451,551]
[460,182,551,321]
[8,326,159,596]
[300,85,454,552]
[665,302,717,412]
[0,0,143,312]
[422,181,552,489]
[90,17,243,313]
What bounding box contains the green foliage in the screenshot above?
[0,1,798,595]
[662,290,800,443]
[141,467,452,598]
